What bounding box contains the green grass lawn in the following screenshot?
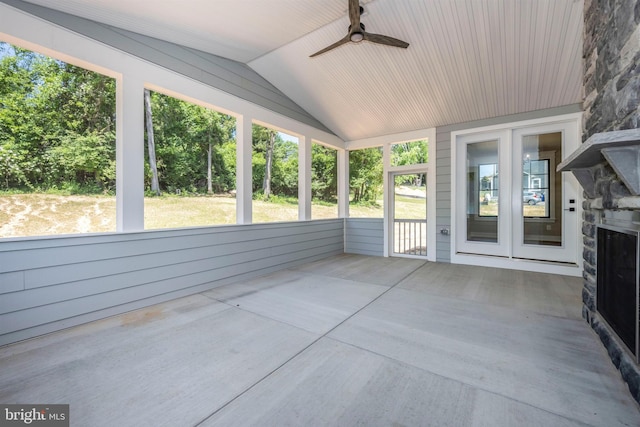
[0,194,342,238]
[0,192,427,238]
[392,194,426,220]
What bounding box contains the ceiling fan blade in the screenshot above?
[348,0,361,28]
[363,32,410,49]
[309,35,351,57]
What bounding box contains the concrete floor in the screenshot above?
[1,254,638,426]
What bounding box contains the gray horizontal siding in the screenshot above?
[345,218,384,257]
[435,104,583,263]
[0,219,344,345]
[1,0,334,136]
[436,126,453,263]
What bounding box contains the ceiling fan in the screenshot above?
[310,0,409,57]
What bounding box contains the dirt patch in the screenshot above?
[0,194,117,238]
[395,186,426,198]
[0,198,32,237]
[120,307,166,327]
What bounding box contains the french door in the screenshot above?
[455,130,511,257]
[455,121,579,264]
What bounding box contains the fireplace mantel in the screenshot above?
[558,129,640,198]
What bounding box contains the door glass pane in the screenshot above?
[393,173,427,256]
[466,140,498,242]
[522,132,562,246]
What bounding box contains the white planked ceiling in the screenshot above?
[20,0,584,142]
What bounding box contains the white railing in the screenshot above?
[393,219,427,256]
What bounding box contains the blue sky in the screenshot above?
[278,132,299,144]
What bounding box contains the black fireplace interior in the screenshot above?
[597,225,639,358]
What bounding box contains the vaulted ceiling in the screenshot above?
[20,0,584,142]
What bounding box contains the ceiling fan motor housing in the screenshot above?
[351,23,365,42]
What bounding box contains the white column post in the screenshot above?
[337,149,349,218]
[298,135,312,220]
[236,115,253,224]
[383,143,391,257]
[115,74,144,232]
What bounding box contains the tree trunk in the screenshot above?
[207,139,213,195]
[263,131,275,198]
[144,89,160,196]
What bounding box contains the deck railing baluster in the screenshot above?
[393,219,427,257]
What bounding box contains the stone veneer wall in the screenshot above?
[582,0,640,403]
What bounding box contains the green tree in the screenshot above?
[391,140,428,187]
[145,90,235,194]
[180,101,229,194]
[48,131,115,189]
[271,139,298,197]
[311,144,337,202]
[349,147,383,203]
[391,140,428,166]
[0,45,59,188]
[252,125,278,198]
[0,46,34,188]
[251,125,299,199]
[144,89,160,195]
[0,43,116,191]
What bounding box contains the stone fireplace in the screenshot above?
[562,0,640,404]
[560,129,640,404]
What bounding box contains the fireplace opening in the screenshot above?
[597,225,639,360]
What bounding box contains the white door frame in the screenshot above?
[388,168,430,259]
[347,128,436,261]
[450,113,582,276]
